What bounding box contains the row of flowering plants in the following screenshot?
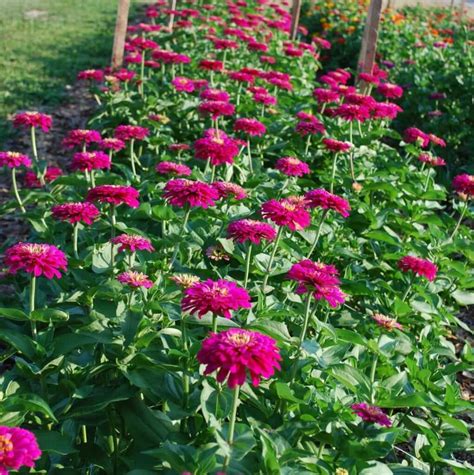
[0,0,473,474]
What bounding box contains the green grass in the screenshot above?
[0,0,147,145]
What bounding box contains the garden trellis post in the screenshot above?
[168,0,177,32]
[357,0,383,78]
[290,0,302,41]
[111,0,130,69]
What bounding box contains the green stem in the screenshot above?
[330,153,338,193]
[223,385,240,471]
[450,201,468,241]
[247,140,253,174]
[423,170,431,192]
[130,139,137,178]
[401,275,413,302]
[370,354,378,404]
[306,209,328,259]
[30,276,37,339]
[210,164,216,183]
[11,168,25,213]
[261,227,283,291]
[304,135,311,156]
[212,314,218,333]
[139,54,145,97]
[81,425,88,444]
[90,170,96,188]
[169,207,191,269]
[110,205,116,269]
[30,126,38,163]
[349,122,355,182]
[73,223,79,259]
[128,252,135,268]
[243,243,252,289]
[181,316,190,404]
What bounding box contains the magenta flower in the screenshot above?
[248,41,268,52]
[261,196,311,231]
[0,151,32,168]
[313,88,340,104]
[212,38,239,50]
[169,143,191,153]
[156,161,191,176]
[228,71,255,84]
[398,256,437,281]
[403,127,430,148]
[152,50,191,64]
[418,153,446,167]
[334,104,371,122]
[117,271,153,289]
[372,313,403,331]
[288,259,346,308]
[114,125,149,141]
[358,72,380,85]
[322,138,352,153]
[182,279,251,319]
[295,114,326,136]
[197,329,281,388]
[377,82,403,99]
[71,151,111,172]
[199,59,224,71]
[212,181,247,200]
[194,129,239,166]
[198,100,235,119]
[163,179,219,208]
[110,234,154,253]
[51,202,100,225]
[351,403,392,427]
[452,174,474,197]
[253,92,277,106]
[24,167,63,188]
[0,426,41,474]
[200,88,230,102]
[372,102,403,120]
[171,77,195,93]
[227,219,276,244]
[86,185,140,208]
[234,118,266,137]
[4,242,68,279]
[63,129,102,149]
[77,69,104,82]
[305,189,351,217]
[99,138,126,152]
[275,156,310,177]
[12,111,52,132]
[428,134,446,148]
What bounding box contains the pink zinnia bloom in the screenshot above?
[114,125,149,141]
[398,256,437,281]
[404,127,430,148]
[428,134,446,148]
[156,161,192,176]
[206,244,231,262]
[227,219,276,244]
[228,71,255,84]
[275,156,310,177]
[212,38,239,50]
[169,143,191,152]
[334,104,371,122]
[77,69,104,82]
[295,115,326,136]
[112,68,136,82]
[372,313,403,331]
[452,174,474,197]
[305,189,351,217]
[4,242,68,279]
[377,82,403,99]
[212,181,247,200]
[266,77,293,91]
[372,102,403,120]
[63,129,102,148]
[182,279,251,319]
[0,426,41,474]
[345,93,377,108]
[288,259,346,308]
[199,88,229,102]
[0,151,32,168]
[12,111,52,132]
[163,179,218,208]
[198,100,235,119]
[233,118,266,137]
[110,234,154,253]
[418,153,446,167]
[171,77,195,93]
[51,202,100,225]
[261,196,311,231]
[248,41,268,52]
[358,73,380,85]
[71,151,111,172]
[322,138,352,153]
[86,185,140,208]
[197,328,281,388]
[100,138,126,152]
[312,37,331,49]
[253,92,277,106]
[313,88,340,104]
[199,59,224,71]
[260,55,276,64]
[24,167,62,188]
[351,403,392,427]
[194,129,239,166]
[117,271,153,288]
[284,46,303,57]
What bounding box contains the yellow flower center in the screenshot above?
[227,332,252,346]
[24,243,47,255]
[0,434,14,460]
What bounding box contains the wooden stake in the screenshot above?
[168,0,177,32]
[357,0,383,77]
[111,0,131,69]
[459,0,466,23]
[290,0,302,41]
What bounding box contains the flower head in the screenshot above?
[452,174,474,197]
[0,152,32,168]
[172,76,195,93]
[71,151,111,172]
[86,185,140,208]
[275,156,310,177]
[163,179,218,208]
[197,329,281,388]
[295,115,326,136]
[114,125,149,141]
[110,234,154,253]
[227,219,276,245]
[233,118,266,137]
[4,242,68,279]
[24,167,63,188]
[206,245,231,262]
[199,59,224,71]
[305,189,351,217]
[117,271,153,288]
[398,256,437,281]
[0,426,41,474]
[194,129,239,166]
[351,403,392,427]
[418,153,446,167]
[200,88,230,102]
[334,104,371,122]
[377,82,403,99]
[156,161,192,176]
[372,313,403,331]
[63,129,102,148]
[261,197,311,231]
[429,133,446,148]
[212,181,247,200]
[313,88,339,103]
[51,202,100,225]
[198,100,235,119]
[182,279,251,319]
[12,112,52,132]
[170,274,200,289]
[288,259,346,308]
[372,102,403,120]
[404,127,429,148]
[99,138,126,152]
[322,138,352,153]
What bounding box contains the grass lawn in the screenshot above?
[0,0,147,145]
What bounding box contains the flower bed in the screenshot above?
[0,0,473,474]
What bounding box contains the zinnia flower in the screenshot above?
[206,245,231,262]
[63,129,102,148]
[170,274,200,289]
[194,129,239,166]
[261,197,311,231]
[452,174,474,197]
[351,403,392,427]
[77,69,104,82]
[377,82,403,99]
[12,112,52,132]
[334,104,371,122]
[100,138,126,152]
[418,153,446,167]
[227,219,276,244]
[0,151,32,168]
[156,161,192,176]
[110,234,154,253]
[200,88,230,102]
[163,179,218,208]
[198,100,235,119]
[305,189,351,217]
[403,127,430,148]
[117,271,153,288]
[295,114,326,136]
[86,185,140,208]
[172,77,195,93]
[212,181,247,200]
[428,134,446,148]
[275,157,310,177]
[4,242,68,279]
[71,151,111,171]
[197,328,281,388]
[0,426,42,474]
[288,259,346,308]
[313,88,340,104]
[372,313,403,331]
[233,118,266,137]
[114,125,149,141]
[199,59,224,71]
[322,138,352,153]
[182,279,251,319]
[372,102,403,120]
[51,202,100,225]
[398,256,437,281]
[24,167,63,188]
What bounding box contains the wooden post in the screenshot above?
[111,0,130,70]
[357,0,383,77]
[290,0,302,41]
[459,0,466,23]
[168,0,177,32]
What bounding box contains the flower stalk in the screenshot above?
[262,226,283,290]
[223,385,240,471]
[30,276,37,339]
[306,209,328,259]
[11,168,25,213]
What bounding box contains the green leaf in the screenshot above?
[390,468,427,475]
[0,307,28,321]
[379,393,435,409]
[4,394,57,421]
[31,308,69,322]
[359,462,393,475]
[259,430,281,474]
[0,329,36,359]
[452,290,474,306]
[34,430,77,455]
[273,382,303,403]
